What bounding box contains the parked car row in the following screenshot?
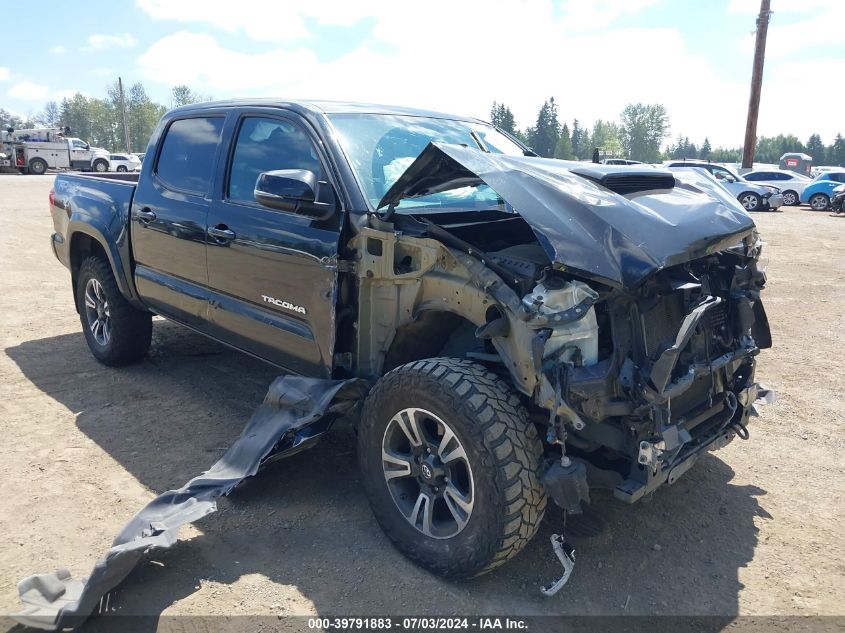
[664,159,783,211]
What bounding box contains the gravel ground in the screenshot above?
[0,175,843,630]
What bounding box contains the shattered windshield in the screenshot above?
[327,113,524,212]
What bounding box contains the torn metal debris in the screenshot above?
[13,376,367,631]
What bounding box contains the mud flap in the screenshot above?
[12,376,368,631]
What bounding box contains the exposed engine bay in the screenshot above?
[347,143,773,511]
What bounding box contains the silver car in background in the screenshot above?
[664,159,783,212]
[743,169,811,206]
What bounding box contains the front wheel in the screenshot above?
[738,192,762,211]
[358,358,546,578]
[809,193,830,210]
[782,190,799,206]
[116,165,127,173]
[92,159,108,173]
[76,257,152,366]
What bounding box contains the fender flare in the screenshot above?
[67,219,144,309]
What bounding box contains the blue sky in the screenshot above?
[1,0,842,147]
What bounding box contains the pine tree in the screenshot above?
[830,133,845,166]
[571,119,582,159]
[806,133,824,162]
[554,123,575,159]
[489,102,517,135]
[700,137,712,160]
[528,98,560,158]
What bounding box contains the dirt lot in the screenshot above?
[0,174,843,628]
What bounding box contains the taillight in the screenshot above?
[49,188,55,209]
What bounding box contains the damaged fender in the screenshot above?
[13,376,368,631]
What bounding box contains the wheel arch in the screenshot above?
[351,228,537,395]
[68,225,143,311]
[383,310,481,372]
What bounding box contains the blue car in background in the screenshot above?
[801,171,845,210]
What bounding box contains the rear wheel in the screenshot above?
[116,165,127,173]
[738,192,762,211]
[76,257,152,366]
[782,190,799,206]
[28,158,48,175]
[809,193,830,210]
[358,358,546,578]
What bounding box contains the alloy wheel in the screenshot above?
[84,278,111,346]
[810,194,829,210]
[740,194,759,211]
[381,407,475,539]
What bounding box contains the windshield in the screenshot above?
[327,113,525,212]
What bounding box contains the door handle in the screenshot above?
[208,225,236,241]
[134,208,156,223]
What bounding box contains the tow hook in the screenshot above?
[540,534,576,597]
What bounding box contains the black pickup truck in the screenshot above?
[49,99,771,578]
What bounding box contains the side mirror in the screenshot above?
[254,169,337,219]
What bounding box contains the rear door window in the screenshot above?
[156,117,224,195]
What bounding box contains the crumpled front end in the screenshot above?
[367,142,774,507]
[533,232,772,503]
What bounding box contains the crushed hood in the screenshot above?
[378,143,756,289]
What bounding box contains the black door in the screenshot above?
[131,115,224,326]
[205,112,343,376]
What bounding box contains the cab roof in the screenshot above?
[168,98,481,123]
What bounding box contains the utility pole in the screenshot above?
[118,77,131,154]
[742,0,771,169]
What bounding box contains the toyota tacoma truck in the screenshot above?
[49,100,771,579]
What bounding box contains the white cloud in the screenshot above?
[8,81,50,100]
[84,33,136,51]
[135,0,842,147]
[0,66,9,81]
[136,0,313,40]
[49,45,67,54]
[139,32,318,91]
[734,1,845,59]
[558,0,661,31]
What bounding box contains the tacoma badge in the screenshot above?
[261,294,307,315]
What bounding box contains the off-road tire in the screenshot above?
[76,256,152,366]
[358,358,546,578]
[28,158,48,175]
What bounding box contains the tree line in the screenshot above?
[0,83,209,154]
[492,97,845,166]
[2,85,843,166]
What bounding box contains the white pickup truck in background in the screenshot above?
[0,127,110,174]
